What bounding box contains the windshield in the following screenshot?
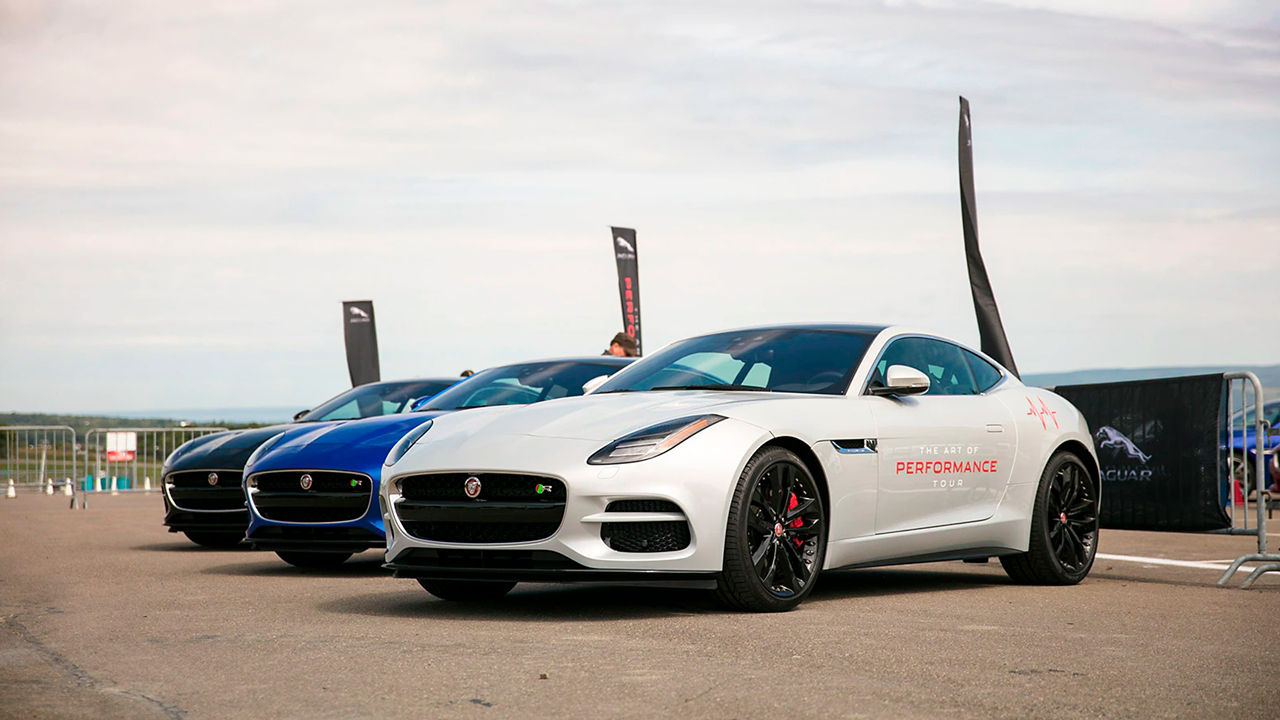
[299,379,456,422]
[1231,401,1280,429]
[420,361,626,411]
[595,328,875,395]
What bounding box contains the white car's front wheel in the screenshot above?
[717,446,827,612]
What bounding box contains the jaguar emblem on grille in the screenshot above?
[464,475,482,499]
[207,473,218,486]
[300,474,313,491]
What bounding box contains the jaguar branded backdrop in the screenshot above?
[342,300,380,387]
[1056,374,1228,531]
[610,226,642,355]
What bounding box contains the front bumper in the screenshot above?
[382,420,767,580]
[245,468,383,553]
[162,469,248,532]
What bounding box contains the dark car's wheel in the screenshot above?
[717,446,826,612]
[183,531,243,548]
[1001,451,1098,585]
[276,551,352,568]
[417,579,517,601]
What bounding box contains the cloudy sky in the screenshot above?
[1,0,1277,413]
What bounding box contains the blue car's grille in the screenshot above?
[166,470,245,511]
[395,473,565,543]
[250,470,372,523]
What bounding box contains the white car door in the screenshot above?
[865,337,1016,534]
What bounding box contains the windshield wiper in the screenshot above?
[650,384,772,392]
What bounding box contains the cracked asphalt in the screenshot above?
[2,493,1278,719]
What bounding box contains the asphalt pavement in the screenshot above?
[2,493,1277,719]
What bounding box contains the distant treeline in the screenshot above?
[1,412,263,440]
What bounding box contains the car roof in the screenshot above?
[685,322,891,337]
[357,377,461,388]
[488,356,634,368]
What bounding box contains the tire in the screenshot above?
[183,531,243,548]
[417,579,517,601]
[716,446,826,612]
[1001,451,1098,585]
[275,551,353,568]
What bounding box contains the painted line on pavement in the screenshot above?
[1096,553,1259,574]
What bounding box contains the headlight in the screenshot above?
[385,420,434,467]
[244,432,288,469]
[588,415,725,465]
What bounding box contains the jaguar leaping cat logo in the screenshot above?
[348,306,370,321]
[614,236,635,254]
[1096,426,1151,464]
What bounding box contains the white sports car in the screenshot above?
[380,324,1099,611]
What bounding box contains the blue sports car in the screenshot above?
[242,357,632,567]
[1226,399,1280,495]
[162,377,458,547]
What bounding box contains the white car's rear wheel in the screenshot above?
[717,446,826,612]
[1001,451,1098,585]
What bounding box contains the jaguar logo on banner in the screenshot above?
[342,300,380,387]
[609,227,642,356]
[1056,374,1227,532]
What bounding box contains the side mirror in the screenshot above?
[582,375,611,394]
[869,365,930,397]
[292,409,310,422]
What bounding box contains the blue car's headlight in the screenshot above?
[386,420,434,467]
[588,415,725,465]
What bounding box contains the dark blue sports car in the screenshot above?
[242,357,632,567]
[162,377,458,547]
[1226,399,1280,495]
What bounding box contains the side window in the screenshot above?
[871,337,978,396]
[962,349,1003,393]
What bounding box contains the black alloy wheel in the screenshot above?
[275,551,353,568]
[718,446,826,612]
[182,531,243,548]
[417,579,517,602]
[1001,451,1099,585]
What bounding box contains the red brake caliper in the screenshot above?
[788,493,804,546]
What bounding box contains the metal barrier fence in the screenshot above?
[1,425,78,495]
[1219,372,1280,587]
[81,427,227,498]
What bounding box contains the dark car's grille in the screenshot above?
[395,473,565,544]
[601,499,690,553]
[166,470,245,511]
[250,471,372,523]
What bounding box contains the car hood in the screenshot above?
[166,424,295,472]
[248,412,447,474]
[405,391,801,447]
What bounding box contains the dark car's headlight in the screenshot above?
[588,415,725,465]
[385,420,434,467]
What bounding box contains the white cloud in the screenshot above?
[1,0,1277,411]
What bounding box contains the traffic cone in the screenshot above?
[110,477,118,495]
[93,476,101,492]
[63,478,73,497]
[143,476,151,491]
[45,478,53,495]
[6,480,14,499]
